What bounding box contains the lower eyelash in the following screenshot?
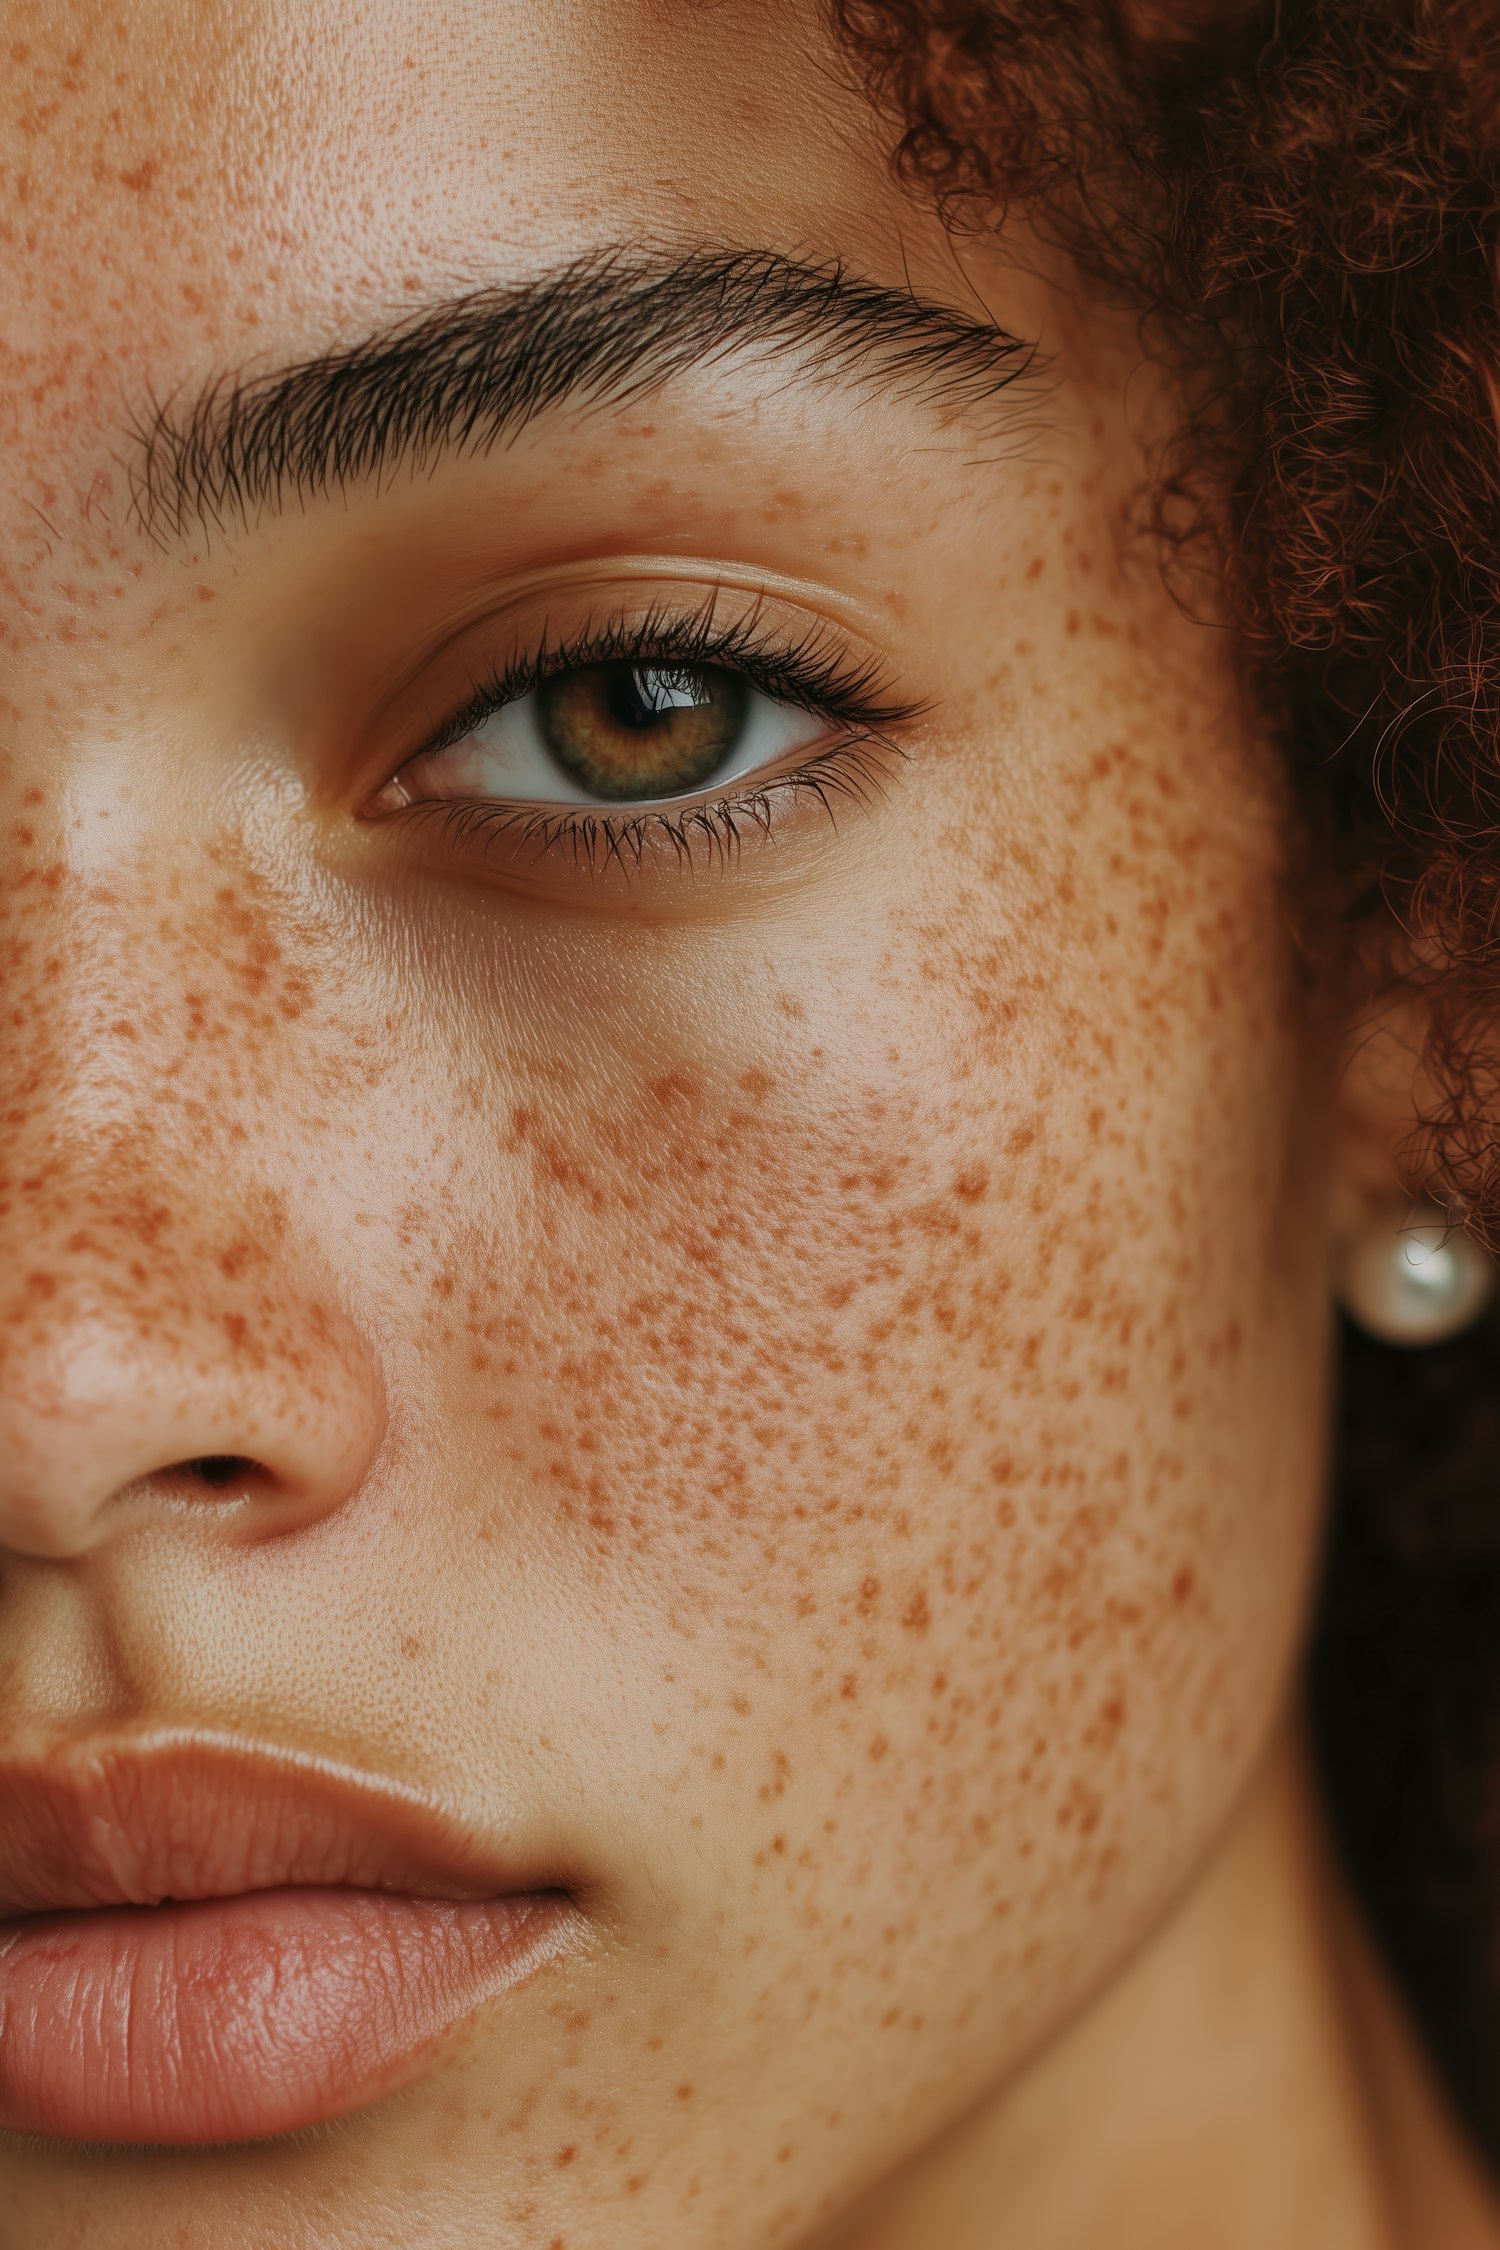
[406,735,904,878]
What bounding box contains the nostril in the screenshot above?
[179,1455,259,1491]
[0,1276,384,1556]
[111,1453,273,1524]
[187,1458,255,1494]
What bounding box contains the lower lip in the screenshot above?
[0,1887,560,2144]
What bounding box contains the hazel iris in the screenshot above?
[536,662,749,801]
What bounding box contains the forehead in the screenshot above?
[0,0,907,497]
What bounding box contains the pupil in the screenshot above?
[606,666,707,730]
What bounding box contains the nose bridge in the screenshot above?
[4,792,220,1146]
[2,788,337,1218]
[4,797,161,1179]
[0,821,387,1560]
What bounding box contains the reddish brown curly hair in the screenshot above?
[830,0,1500,2164]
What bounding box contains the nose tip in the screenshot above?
[0,1295,386,1561]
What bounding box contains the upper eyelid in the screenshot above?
[335,556,919,792]
[410,604,923,768]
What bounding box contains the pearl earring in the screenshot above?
[1337,1204,1496,1347]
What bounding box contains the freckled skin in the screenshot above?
[0,5,1449,2250]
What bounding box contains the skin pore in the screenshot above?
[0,0,1496,2243]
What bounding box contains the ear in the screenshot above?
[1335,940,1500,1241]
[1331,958,1475,1260]
[1330,985,1500,1344]
[1332,990,1439,1243]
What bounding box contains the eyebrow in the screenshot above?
[131,245,1037,541]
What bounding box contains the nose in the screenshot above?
[0,1212,386,1561]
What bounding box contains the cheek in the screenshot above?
[402,763,1325,2030]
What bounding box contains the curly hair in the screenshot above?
[830,0,1500,2164]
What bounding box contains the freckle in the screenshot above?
[1171,1566,1197,1604]
[649,1072,697,1107]
[901,1588,931,1633]
[868,1733,889,1763]
[554,2145,576,2169]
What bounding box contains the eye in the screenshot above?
[380,659,831,813]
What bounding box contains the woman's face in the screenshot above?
[0,2,1337,2242]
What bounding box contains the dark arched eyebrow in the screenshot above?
[131,245,1038,542]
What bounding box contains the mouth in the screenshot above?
[0,1730,577,2146]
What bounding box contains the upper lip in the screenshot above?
[0,1729,551,1918]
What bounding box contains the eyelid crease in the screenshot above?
[339,557,906,761]
[407,588,928,771]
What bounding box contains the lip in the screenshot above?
[0,1730,575,2145]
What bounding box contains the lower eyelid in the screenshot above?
[381,733,906,888]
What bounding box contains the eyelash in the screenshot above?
[397,595,921,877]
